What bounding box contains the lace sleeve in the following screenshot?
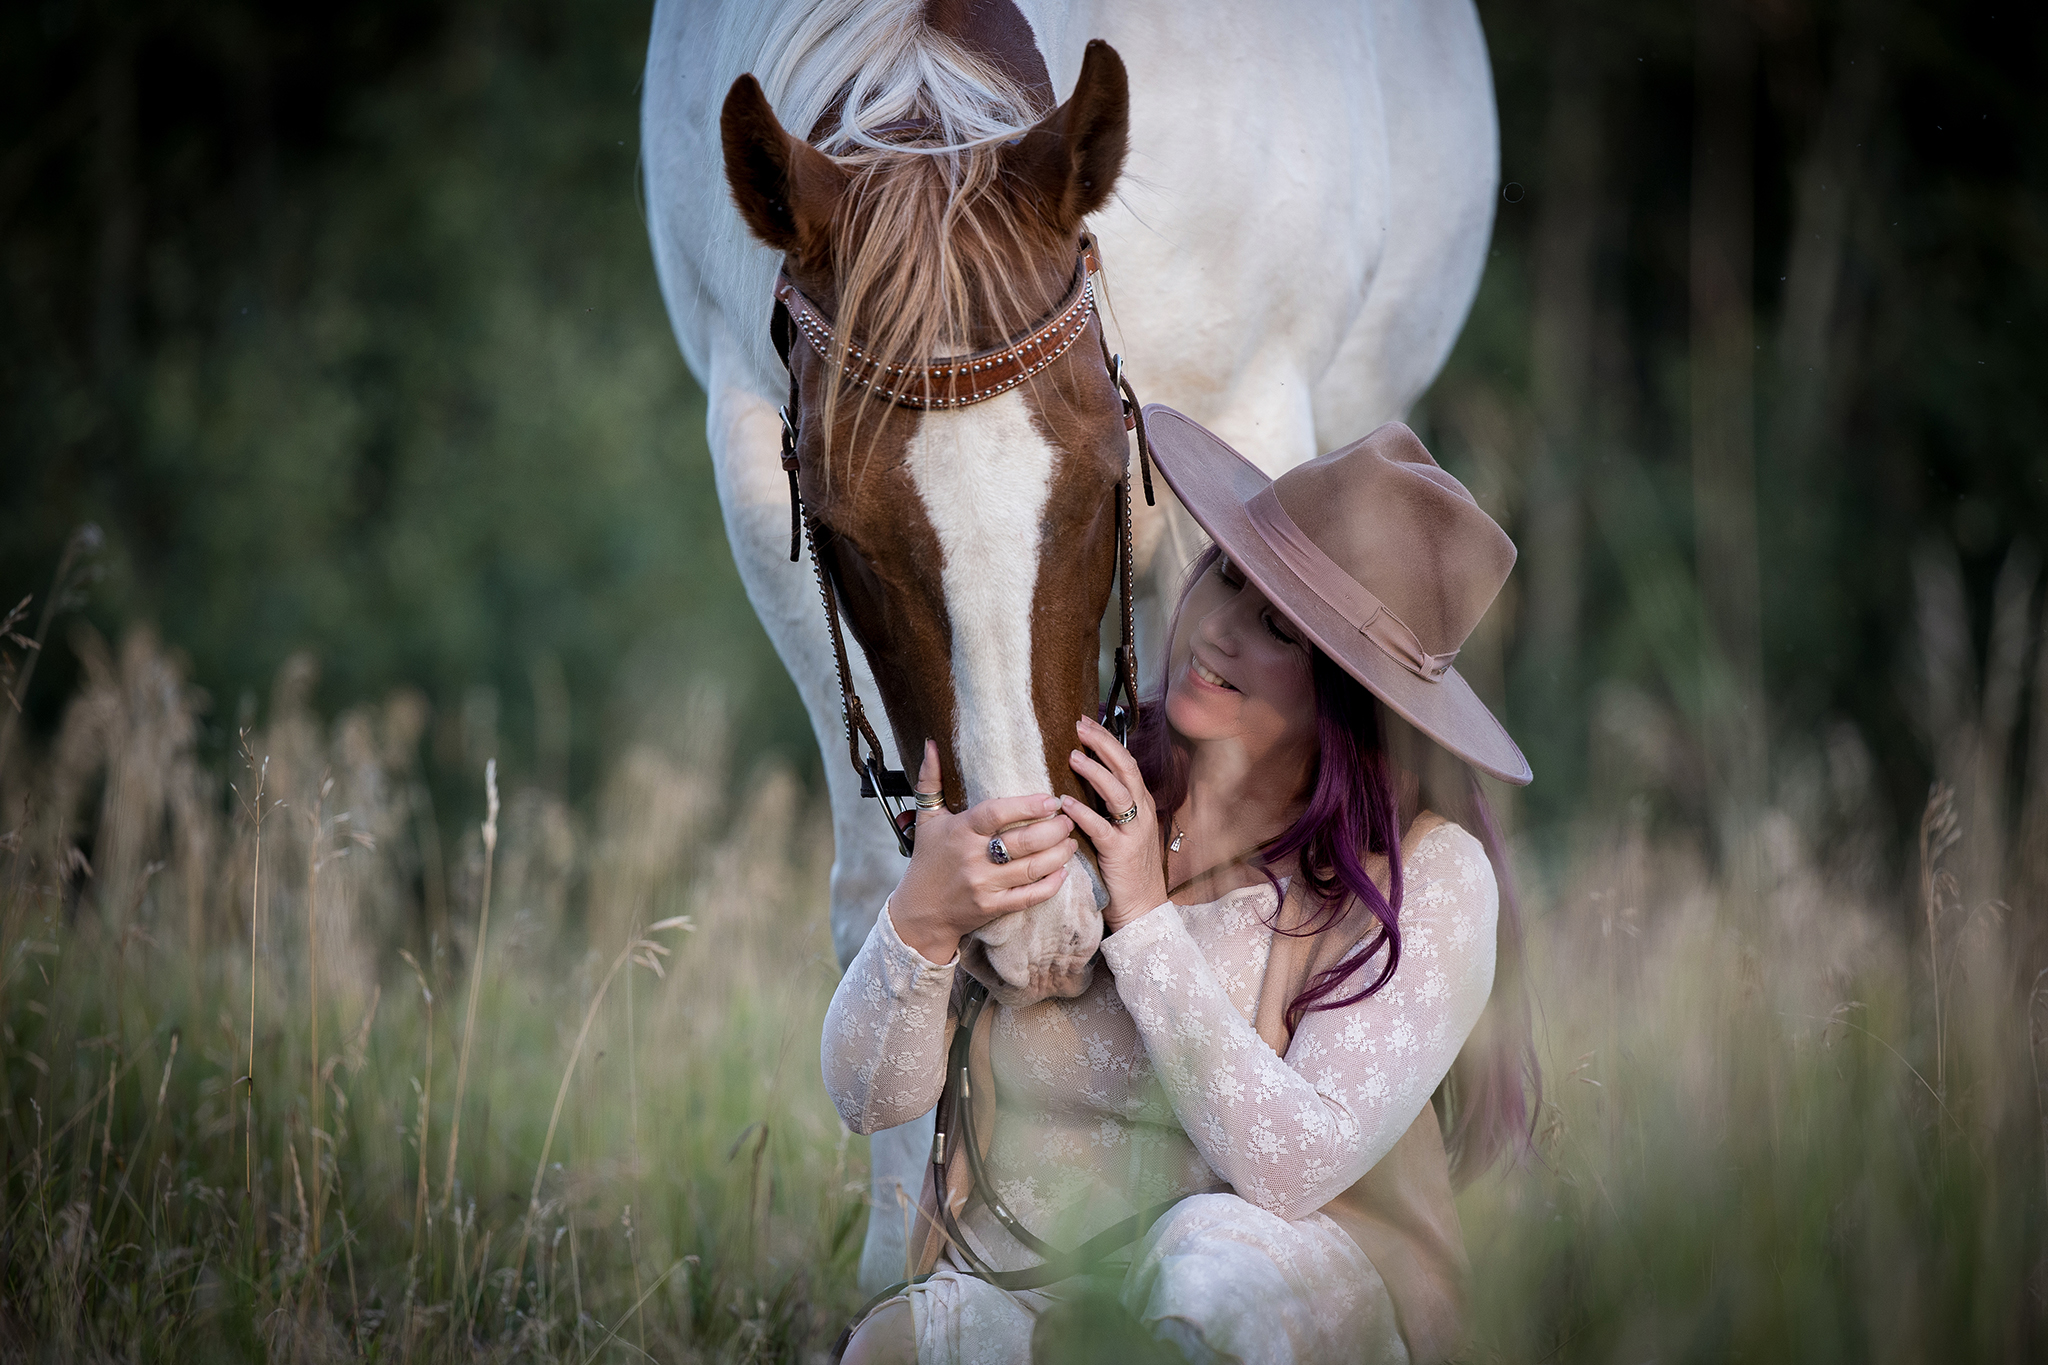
[820,901,957,1133]
[1099,824,1497,1221]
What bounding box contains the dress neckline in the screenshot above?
[1172,874,1287,912]
[1169,816,1451,912]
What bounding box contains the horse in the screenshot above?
[642,0,1498,1291]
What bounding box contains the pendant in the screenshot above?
[1169,829,1185,853]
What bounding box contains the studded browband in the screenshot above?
[772,239,1103,410]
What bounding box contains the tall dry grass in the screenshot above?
[0,626,865,1360]
[1458,539,2048,1362]
[1,538,2045,1361]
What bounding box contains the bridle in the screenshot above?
[778,239,1180,1339]
[768,232,1156,857]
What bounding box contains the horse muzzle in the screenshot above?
[958,849,1105,1005]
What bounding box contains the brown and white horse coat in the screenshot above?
[721,39,1133,1003]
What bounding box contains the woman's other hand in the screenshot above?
[888,740,1076,964]
[1064,717,1170,933]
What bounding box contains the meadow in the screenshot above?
[8,3,2045,1360]
[1,570,2043,1363]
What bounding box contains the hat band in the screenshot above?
[1245,486,1459,683]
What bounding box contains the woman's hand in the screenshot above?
[888,740,1077,964]
[1063,716,1170,933]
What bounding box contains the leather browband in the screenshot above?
[772,240,1102,411]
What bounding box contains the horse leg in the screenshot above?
[705,363,935,1292]
[1307,0,1497,446]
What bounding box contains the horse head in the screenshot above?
[720,41,1133,1004]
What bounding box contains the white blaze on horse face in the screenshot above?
[904,390,1105,1003]
[903,391,1051,807]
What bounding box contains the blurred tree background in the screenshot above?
[1417,0,2047,884]
[3,0,2044,869]
[0,1,811,826]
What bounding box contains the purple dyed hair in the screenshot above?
[1126,546,1540,1182]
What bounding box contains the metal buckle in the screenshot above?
[862,758,917,857]
[1110,354,1136,432]
[1107,706,1132,747]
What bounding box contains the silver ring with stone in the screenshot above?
[987,836,1012,865]
[914,788,946,811]
[1113,803,1140,826]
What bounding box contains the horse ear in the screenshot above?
[721,74,847,259]
[1006,39,1129,226]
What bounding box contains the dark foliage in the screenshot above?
[4,0,2044,861]
[1420,0,2048,863]
[0,1,807,822]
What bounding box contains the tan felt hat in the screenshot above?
[1142,404,1532,786]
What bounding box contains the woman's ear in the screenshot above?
[721,74,850,261]
[1002,40,1130,227]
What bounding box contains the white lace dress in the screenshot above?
[822,822,1497,1365]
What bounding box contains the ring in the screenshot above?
[1113,804,1140,826]
[914,788,945,811]
[987,836,1012,865]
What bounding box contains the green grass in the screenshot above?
[0,643,868,1360]
[2,630,2044,1361]
[1463,822,2046,1363]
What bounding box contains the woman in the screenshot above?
[826,406,1537,1365]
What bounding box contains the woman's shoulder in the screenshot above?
[1409,815,1484,861]
[1405,818,1496,906]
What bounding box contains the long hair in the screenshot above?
[1128,546,1539,1182]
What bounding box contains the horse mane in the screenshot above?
[729,0,1077,472]
[743,0,1046,154]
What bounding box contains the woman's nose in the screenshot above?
[1196,602,1237,653]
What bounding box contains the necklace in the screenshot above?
[1165,825,1283,901]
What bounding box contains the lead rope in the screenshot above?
[773,237,1147,854]
[926,979,1216,1292]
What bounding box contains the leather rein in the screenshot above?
[768,232,1156,857]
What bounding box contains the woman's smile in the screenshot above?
[1163,557,1318,759]
[1189,655,1237,693]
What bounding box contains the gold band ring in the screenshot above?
[913,788,946,811]
[1113,804,1140,826]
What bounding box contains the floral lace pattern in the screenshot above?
[821,821,1497,1261]
[901,1195,1408,1365]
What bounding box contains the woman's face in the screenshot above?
[1163,554,1320,764]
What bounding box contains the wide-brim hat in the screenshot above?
[1142,404,1532,786]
